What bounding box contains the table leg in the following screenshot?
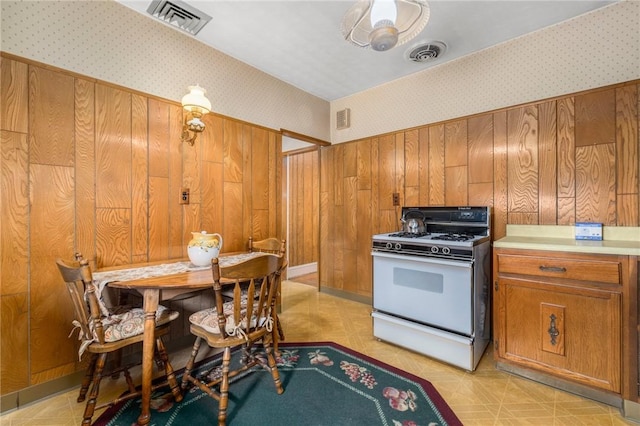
[137,289,159,426]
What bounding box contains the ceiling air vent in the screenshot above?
[146,0,212,35]
[336,108,351,130]
[406,41,447,63]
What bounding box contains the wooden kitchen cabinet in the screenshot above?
[493,249,629,396]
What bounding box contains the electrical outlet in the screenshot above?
[180,188,190,204]
[392,193,400,206]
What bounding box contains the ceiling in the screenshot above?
[116,0,616,102]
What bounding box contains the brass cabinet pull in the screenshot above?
[539,265,567,273]
[548,314,559,345]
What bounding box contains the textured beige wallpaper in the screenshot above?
[0,0,330,141]
[330,0,640,143]
[1,1,638,145]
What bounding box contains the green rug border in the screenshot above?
[94,341,462,425]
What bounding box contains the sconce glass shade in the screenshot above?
[181,85,211,146]
[181,85,211,115]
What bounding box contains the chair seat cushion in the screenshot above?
[101,305,178,342]
[189,301,271,337]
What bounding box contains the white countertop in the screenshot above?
[493,225,640,256]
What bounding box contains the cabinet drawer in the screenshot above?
[497,254,621,284]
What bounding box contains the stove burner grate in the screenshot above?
[431,233,475,241]
[388,231,430,238]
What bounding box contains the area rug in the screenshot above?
[94,341,462,426]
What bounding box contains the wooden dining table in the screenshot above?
[97,252,264,426]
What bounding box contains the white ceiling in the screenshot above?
[116,0,616,102]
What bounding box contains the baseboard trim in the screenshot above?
[0,335,196,414]
[623,399,640,422]
[319,286,372,305]
[287,262,317,278]
[496,361,623,409]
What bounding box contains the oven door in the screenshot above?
[372,251,473,336]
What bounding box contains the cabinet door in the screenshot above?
[497,278,621,392]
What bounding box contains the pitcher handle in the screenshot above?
[213,233,223,251]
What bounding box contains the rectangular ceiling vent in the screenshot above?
[146,0,212,35]
[336,108,351,130]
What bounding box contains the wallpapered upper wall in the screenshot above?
[331,1,640,143]
[0,0,330,141]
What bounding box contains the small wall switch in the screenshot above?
[392,193,400,206]
[180,188,190,205]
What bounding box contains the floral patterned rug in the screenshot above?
[94,342,462,426]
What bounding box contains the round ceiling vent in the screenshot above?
[406,41,447,63]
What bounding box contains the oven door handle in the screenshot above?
[371,251,473,268]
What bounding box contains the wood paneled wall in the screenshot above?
[287,150,319,267]
[0,56,282,395]
[320,81,639,298]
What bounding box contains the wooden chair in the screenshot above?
[56,254,183,425]
[248,237,287,352]
[248,236,286,255]
[181,254,285,426]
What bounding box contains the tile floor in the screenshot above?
[1,277,637,425]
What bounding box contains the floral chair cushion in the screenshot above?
[102,305,178,342]
[189,299,272,338]
[72,305,178,360]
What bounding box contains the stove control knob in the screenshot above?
[430,246,439,253]
[394,243,402,250]
[442,247,450,255]
[385,242,392,249]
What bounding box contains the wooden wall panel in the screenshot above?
[367,137,379,233]
[576,144,616,224]
[428,124,445,205]
[1,131,28,295]
[404,129,420,188]
[29,164,75,374]
[418,128,429,205]
[576,89,616,146]
[149,177,169,261]
[1,293,28,392]
[96,208,132,267]
[356,188,373,295]
[223,181,244,253]
[29,66,74,166]
[468,114,493,184]
[378,135,395,210]
[557,97,576,225]
[616,86,638,202]
[242,124,253,245]
[201,161,223,235]
[357,138,372,190]
[1,58,28,133]
[168,104,183,259]
[224,120,243,184]
[445,166,468,206]
[148,99,170,178]
[445,120,467,167]
[131,94,149,261]
[75,79,96,261]
[507,106,539,214]
[95,85,131,209]
[343,141,357,177]
[251,128,270,210]
[493,111,508,239]
[538,101,558,224]
[303,152,316,263]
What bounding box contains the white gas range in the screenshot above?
[371,206,491,371]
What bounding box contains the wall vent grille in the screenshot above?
[337,108,351,130]
[146,0,212,35]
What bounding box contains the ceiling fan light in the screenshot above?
[369,23,399,51]
[370,0,397,27]
[342,0,429,51]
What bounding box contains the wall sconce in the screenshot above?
[181,85,212,146]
